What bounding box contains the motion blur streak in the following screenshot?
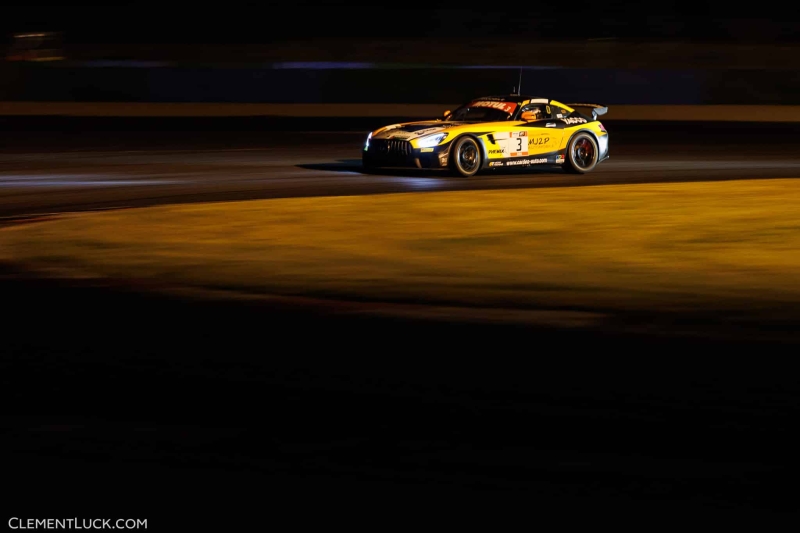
[0,175,184,187]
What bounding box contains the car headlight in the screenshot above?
[364,132,372,151]
[416,133,448,148]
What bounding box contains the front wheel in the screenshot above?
[449,136,482,177]
[562,132,599,174]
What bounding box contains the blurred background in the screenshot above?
[1,0,798,105]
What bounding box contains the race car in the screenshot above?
[362,95,609,177]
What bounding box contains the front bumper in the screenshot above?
[363,138,451,169]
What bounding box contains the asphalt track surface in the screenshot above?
[2,117,800,219]
[3,117,800,526]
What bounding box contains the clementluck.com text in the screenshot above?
[8,518,147,530]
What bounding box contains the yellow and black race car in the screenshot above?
[362,94,609,177]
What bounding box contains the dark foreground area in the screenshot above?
[3,267,800,527]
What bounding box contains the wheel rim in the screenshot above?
[458,141,479,173]
[573,137,596,169]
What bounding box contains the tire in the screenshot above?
[562,132,599,174]
[449,136,482,177]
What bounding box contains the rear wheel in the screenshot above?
[450,136,482,177]
[562,132,599,174]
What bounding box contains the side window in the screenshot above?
[520,104,546,121]
[551,105,569,119]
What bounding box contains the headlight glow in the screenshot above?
[416,133,447,148]
[364,132,372,150]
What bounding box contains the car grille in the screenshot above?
[371,139,412,157]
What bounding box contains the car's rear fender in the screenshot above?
[564,127,597,146]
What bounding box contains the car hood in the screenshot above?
[372,121,471,141]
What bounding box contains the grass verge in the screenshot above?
[2,179,800,322]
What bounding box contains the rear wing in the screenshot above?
[566,103,608,120]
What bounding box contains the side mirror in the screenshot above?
[443,110,451,118]
[521,111,538,121]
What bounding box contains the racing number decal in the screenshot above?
[497,131,528,157]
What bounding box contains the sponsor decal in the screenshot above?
[562,117,587,125]
[469,101,518,114]
[488,148,505,154]
[409,126,446,137]
[373,123,456,140]
[528,136,550,146]
[555,154,565,163]
[489,161,504,167]
[505,158,548,166]
[421,148,434,152]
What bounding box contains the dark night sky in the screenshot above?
[1,1,797,44]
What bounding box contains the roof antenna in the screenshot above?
[513,68,522,95]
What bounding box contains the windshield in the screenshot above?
[446,100,518,122]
